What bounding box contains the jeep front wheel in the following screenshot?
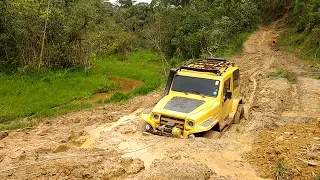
[138,120,147,134]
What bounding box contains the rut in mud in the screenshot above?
[0,20,320,180]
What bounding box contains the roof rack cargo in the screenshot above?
[180,58,235,75]
[206,57,226,62]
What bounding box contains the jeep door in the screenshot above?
[221,78,232,121]
[232,69,240,98]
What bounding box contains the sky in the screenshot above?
[109,0,152,4]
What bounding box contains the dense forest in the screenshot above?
[1,0,319,72]
[0,0,261,71]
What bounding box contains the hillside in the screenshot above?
[0,1,320,179]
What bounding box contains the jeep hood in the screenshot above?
[163,96,205,113]
[153,95,218,118]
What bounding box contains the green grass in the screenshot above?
[315,174,320,180]
[0,50,164,130]
[267,68,297,84]
[278,27,320,64]
[275,161,293,180]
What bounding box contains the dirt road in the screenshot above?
[1,20,319,179]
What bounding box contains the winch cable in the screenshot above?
[123,137,165,154]
[137,139,167,158]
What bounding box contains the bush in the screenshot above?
[267,68,297,84]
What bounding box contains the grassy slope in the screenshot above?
[0,50,164,130]
[278,27,320,64]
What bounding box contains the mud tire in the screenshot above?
[204,130,221,139]
[234,104,244,124]
[138,120,147,134]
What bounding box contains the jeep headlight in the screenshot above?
[187,120,195,128]
[153,114,160,120]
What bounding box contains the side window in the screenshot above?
[223,78,230,95]
[233,69,240,90]
[223,78,230,102]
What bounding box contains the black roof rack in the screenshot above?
[206,57,226,62]
[180,58,235,75]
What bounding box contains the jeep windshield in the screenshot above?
[171,75,220,97]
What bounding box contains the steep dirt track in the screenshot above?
[1,20,320,180]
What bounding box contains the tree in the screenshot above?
[170,0,191,7]
[0,0,118,71]
[0,0,262,71]
[117,0,136,8]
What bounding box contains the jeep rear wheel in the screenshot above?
[234,104,244,124]
[204,130,221,139]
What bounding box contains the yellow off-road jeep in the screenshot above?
[140,58,244,138]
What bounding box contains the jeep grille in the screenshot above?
[160,115,185,129]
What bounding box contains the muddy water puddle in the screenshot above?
[119,141,165,169]
[73,77,143,104]
[80,108,143,148]
[80,108,165,169]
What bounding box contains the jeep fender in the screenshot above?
[140,113,157,130]
[229,96,243,120]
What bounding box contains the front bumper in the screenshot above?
[140,113,217,138]
[144,125,192,138]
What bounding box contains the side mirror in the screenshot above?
[226,90,232,99]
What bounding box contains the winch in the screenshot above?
[154,121,182,137]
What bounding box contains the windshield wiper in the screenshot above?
[190,90,205,98]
